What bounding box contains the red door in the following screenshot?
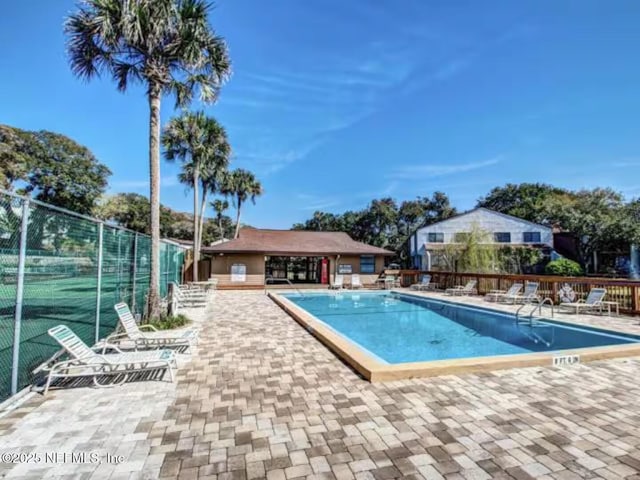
[320,258,328,284]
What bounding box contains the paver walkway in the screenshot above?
[1,291,640,479]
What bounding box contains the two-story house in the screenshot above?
[408,208,553,270]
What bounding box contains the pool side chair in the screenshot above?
[110,302,198,351]
[351,274,363,289]
[171,282,208,308]
[176,283,209,298]
[43,325,176,394]
[504,282,540,304]
[445,280,477,296]
[410,275,432,291]
[559,288,607,314]
[329,275,344,290]
[485,283,523,302]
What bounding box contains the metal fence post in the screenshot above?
[131,233,138,312]
[11,198,30,395]
[95,222,104,344]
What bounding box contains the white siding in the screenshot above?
[409,208,553,256]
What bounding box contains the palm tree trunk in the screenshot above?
[217,214,222,239]
[147,85,161,320]
[193,170,199,282]
[198,185,207,265]
[234,197,242,238]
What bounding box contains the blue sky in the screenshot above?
[2,1,640,228]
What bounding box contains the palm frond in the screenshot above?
[66,0,231,106]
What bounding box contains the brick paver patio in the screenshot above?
[1,291,640,479]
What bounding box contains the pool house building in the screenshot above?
[201,228,394,288]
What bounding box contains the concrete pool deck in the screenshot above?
[0,290,639,479]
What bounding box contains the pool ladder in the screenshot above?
[516,297,555,324]
[516,298,555,347]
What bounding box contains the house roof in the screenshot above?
[201,229,395,256]
[415,207,552,232]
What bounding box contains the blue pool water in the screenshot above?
[283,292,640,364]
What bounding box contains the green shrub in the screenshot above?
[150,313,191,330]
[544,258,583,276]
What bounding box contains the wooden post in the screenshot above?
[632,285,638,315]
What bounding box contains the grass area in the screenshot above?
[150,313,191,330]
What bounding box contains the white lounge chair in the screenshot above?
[178,283,208,297]
[110,303,198,350]
[410,275,433,291]
[171,282,208,308]
[503,281,539,304]
[559,288,607,314]
[485,283,523,302]
[351,274,363,289]
[329,275,344,290]
[42,325,176,394]
[445,280,477,296]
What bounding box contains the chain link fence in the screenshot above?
[0,190,186,402]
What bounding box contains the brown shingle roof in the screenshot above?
[201,229,395,256]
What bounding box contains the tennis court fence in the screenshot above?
[0,189,187,402]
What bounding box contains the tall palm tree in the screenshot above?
[65,0,231,318]
[221,169,263,238]
[163,112,229,281]
[211,198,229,239]
[198,158,229,251]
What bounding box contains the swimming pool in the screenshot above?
[271,291,640,380]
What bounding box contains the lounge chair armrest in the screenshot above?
[32,348,67,374]
[104,332,129,343]
[488,289,506,294]
[138,324,159,332]
[93,342,124,354]
[46,358,84,373]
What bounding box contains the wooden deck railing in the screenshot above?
[395,270,640,315]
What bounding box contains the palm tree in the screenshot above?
[221,169,263,238]
[65,0,231,318]
[211,198,229,239]
[198,158,229,251]
[163,112,229,281]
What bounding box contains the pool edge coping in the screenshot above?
[268,291,640,382]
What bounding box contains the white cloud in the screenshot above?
[390,156,503,179]
[294,193,341,211]
[235,138,324,175]
[300,199,342,211]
